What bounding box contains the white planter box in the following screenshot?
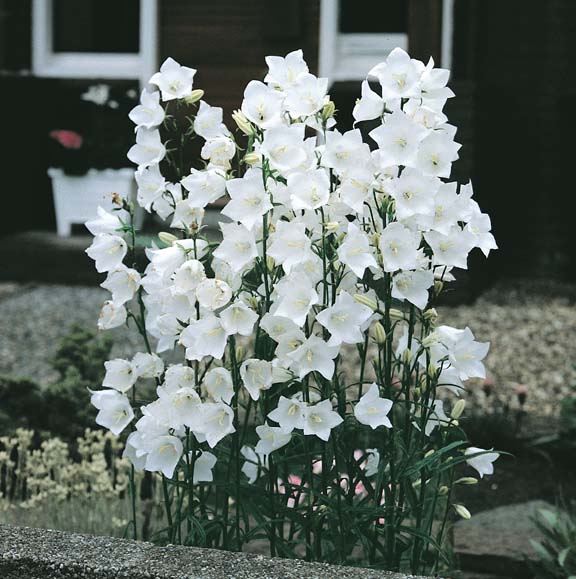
[48,168,143,237]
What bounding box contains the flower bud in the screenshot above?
[424,449,435,458]
[247,296,260,310]
[370,233,380,246]
[451,399,466,420]
[455,477,478,486]
[232,110,255,136]
[159,232,178,245]
[438,485,449,496]
[243,151,260,166]
[371,322,386,345]
[322,100,336,121]
[421,332,438,349]
[427,363,438,379]
[324,221,340,233]
[423,308,438,322]
[266,256,275,272]
[354,294,378,311]
[389,308,405,322]
[235,345,246,362]
[184,89,204,104]
[434,280,444,295]
[453,504,472,520]
[401,348,412,364]
[412,386,421,399]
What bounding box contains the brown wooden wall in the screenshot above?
[159,0,320,116]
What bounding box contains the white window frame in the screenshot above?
[319,0,454,83]
[32,0,157,86]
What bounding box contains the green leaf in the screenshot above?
[558,546,571,567]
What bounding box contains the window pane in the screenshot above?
[339,0,407,34]
[52,0,140,53]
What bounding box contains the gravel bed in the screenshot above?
[0,281,574,416]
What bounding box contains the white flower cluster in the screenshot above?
[86,48,497,482]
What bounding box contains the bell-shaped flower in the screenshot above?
[172,259,206,295]
[447,327,489,380]
[389,169,439,221]
[213,222,258,273]
[200,402,235,447]
[284,73,328,118]
[195,278,232,311]
[353,80,385,123]
[322,129,371,173]
[164,364,196,391]
[423,399,450,436]
[86,207,124,236]
[86,234,127,273]
[91,390,134,435]
[465,211,497,257]
[149,57,196,101]
[153,182,181,220]
[316,291,373,346]
[337,222,378,278]
[222,170,272,230]
[264,49,308,90]
[201,136,236,169]
[260,313,301,343]
[302,399,343,441]
[354,383,393,429]
[241,80,284,129]
[157,384,202,430]
[220,301,258,336]
[287,335,339,380]
[103,359,137,392]
[133,352,164,379]
[260,125,308,175]
[420,58,455,110]
[171,199,205,230]
[255,423,292,456]
[193,101,228,139]
[465,447,499,478]
[379,222,422,272]
[268,221,312,274]
[129,89,165,128]
[101,266,141,306]
[425,227,475,269]
[241,445,267,484]
[193,451,217,483]
[240,359,274,401]
[127,128,166,167]
[203,367,234,404]
[288,168,330,211]
[135,165,166,212]
[369,110,429,167]
[368,48,422,100]
[123,432,147,471]
[338,168,375,213]
[98,300,127,330]
[181,168,227,208]
[364,448,380,477]
[415,131,461,178]
[273,273,318,327]
[180,315,229,361]
[268,395,306,433]
[392,269,434,310]
[144,435,183,478]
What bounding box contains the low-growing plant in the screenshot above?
[85,48,499,574]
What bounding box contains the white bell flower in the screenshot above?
[200,402,235,448]
[302,399,343,441]
[164,364,196,392]
[203,367,234,404]
[337,222,378,278]
[201,136,236,169]
[180,315,228,361]
[447,327,489,380]
[129,89,165,129]
[379,222,422,272]
[354,383,393,429]
[364,448,380,477]
[267,221,312,274]
[273,273,318,327]
[134,165,167,213]
[149,57,196,101]
[322,129,371,173]
[392,269,434,310]
[195,278,232,311]
[241,80,284,129]
[316,291,373,346]
[268,395,306,433]
[153,182,181,219]
[103,359,137,392]
[240,359,274,401]
[157,384,202,430]
[423,399,450,436]
[288,168,330,211]
[260,125,308,175]
[132,352,164,379]
[241,445,267,484]
[465,447,499,478]
[193,451,217,483]
[222,170,273,230]
[101,266,141,306]
[338,168,375,213]
[284,73,328,118]
[353,80,385,123]
[86,234,127,273]
[425,227,475,269]
[98,300,127,330]
[389,169,439,221]
[287,335,339,380]
[220,301,258,336]
[144,435,184,478]
[172,259,206,295]
[194,101,228,139]
[415,132,461,178]
[465,212,498,257]
[171,199,205,230]
[265,49,309,90]
[91,390,134,435]
[368,48,422,100]
[181,168,227,208]
[127,128,166,167]
[85,207,124,236]
[255,423,292,456]
[213,222,258,273]
[260,313,301,342]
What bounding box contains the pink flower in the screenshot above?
[50,130,83,150]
